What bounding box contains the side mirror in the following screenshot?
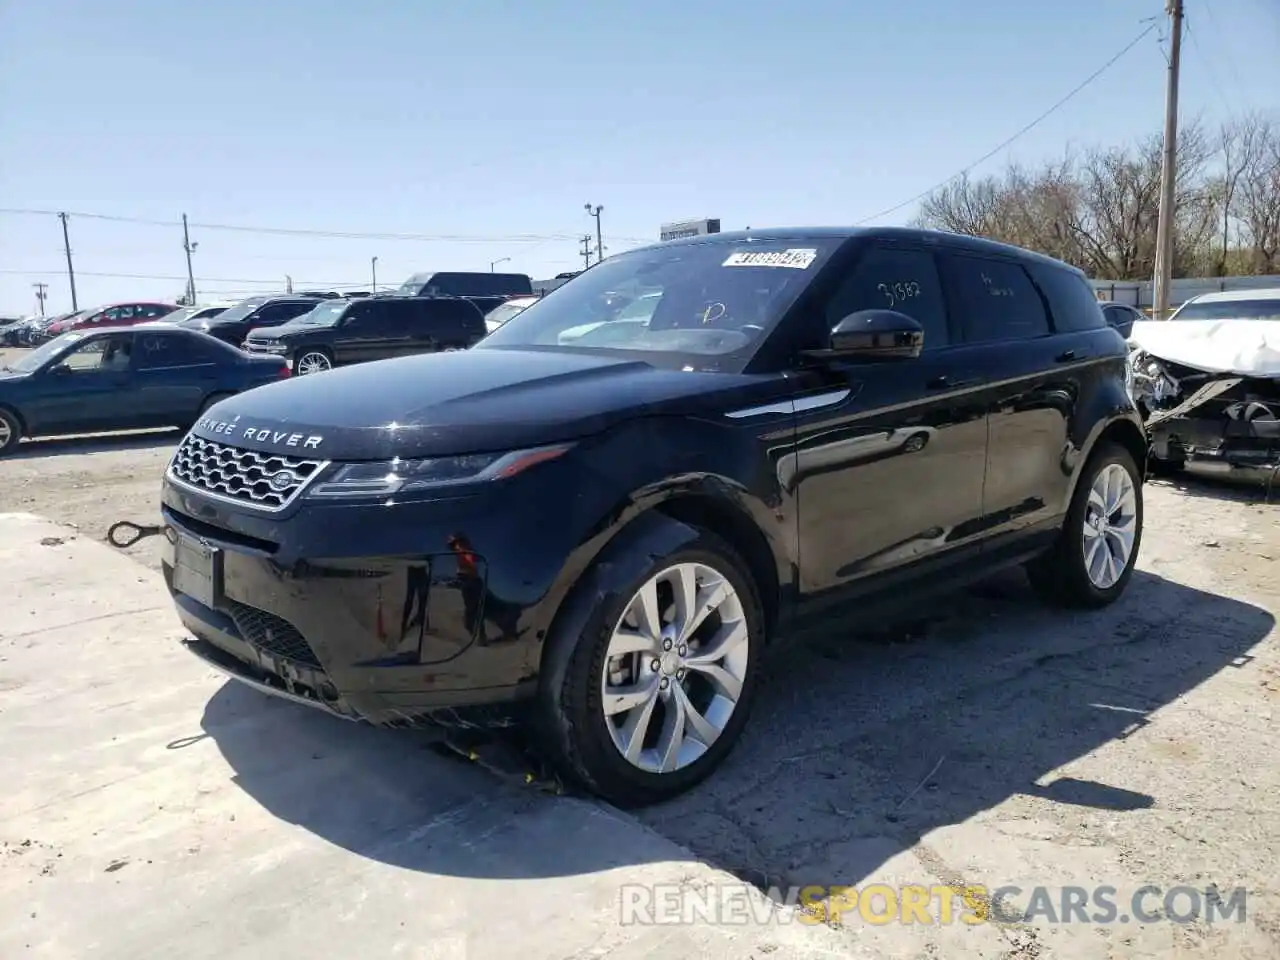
[48,363,72,376]
[804,310,924,361]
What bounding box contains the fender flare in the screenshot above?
[536,510,700,700]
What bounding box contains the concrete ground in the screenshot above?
[1,365,1279,957]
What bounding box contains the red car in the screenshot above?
[45,301,178,337]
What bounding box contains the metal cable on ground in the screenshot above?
[854,20,1160,225]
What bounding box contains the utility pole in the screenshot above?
[584,203,604,263]
[1153,0,1184,321]
[182,214,198,305]
[58,212,78,311]
[32,283,48,316]
[371,256,378,292]
[580,235,593,269]
[285,274,294,294]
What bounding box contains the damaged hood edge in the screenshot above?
[1128,319,1280,378]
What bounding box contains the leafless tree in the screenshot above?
[912,115,1280,279]
[1235,117,1280,273]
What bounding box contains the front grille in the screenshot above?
[224,599,322,668]
[168,434,325,510]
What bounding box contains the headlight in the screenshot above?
[305,442,574,499]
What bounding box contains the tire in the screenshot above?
[0,407,22,457]
[1026,441,1144,609]
[536,530,765,807]
[294,349,333,376]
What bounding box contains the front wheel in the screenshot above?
[0,407,22,457]
[1026,442,1144,608]
[294,350,333,376]
[537,532,764,807]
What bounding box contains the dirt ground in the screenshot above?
[3,342,1280,957]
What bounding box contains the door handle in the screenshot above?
[927,374,983,390]
[1055,350,1077,363]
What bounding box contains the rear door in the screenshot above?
[938,252,1081,551]
[132,331,222,425]
[431,299,486,349]
[369,299,416,359]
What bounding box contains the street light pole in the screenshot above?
[490,257,511,273]
[182,213,198,305]
[371,256,378,293]
[584,203,604,263]
[59,212,78,311]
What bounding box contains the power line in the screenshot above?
[0,207,651,245]
[853,21,1160,225]
[0,268,366,285]
[1183,14,1234,116]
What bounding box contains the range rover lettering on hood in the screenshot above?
[196,415,323,450]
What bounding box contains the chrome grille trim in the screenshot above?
[166,434,329,512]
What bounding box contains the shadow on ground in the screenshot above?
[1151,467,1280,506]
[8,428,182,460]
[199,567,1273,887]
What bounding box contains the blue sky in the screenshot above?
[1,0,1277,315]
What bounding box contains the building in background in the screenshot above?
[659,218,721,241]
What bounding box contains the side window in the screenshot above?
[363,302,402,334]
[59,334,134,372]
[137,304,168,320]
[136,333,219,368]
[1025,263,1106,333]
[823,245,950,351]
[945,255,1050,343]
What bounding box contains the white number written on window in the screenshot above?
[878,280,922,309]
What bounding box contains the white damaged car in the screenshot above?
[1128,288,1280,480]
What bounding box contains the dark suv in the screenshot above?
[159,227,1147,807]
[241,296,487,375]
[186,295,327,346]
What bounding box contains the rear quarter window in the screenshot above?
[1025,263,1106,332]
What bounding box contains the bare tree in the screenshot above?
[1236,117,1280,273]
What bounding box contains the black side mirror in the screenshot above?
[48,363,72,376]
[803,309,924,361]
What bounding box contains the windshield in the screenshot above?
[7,332,84,373]
[477,239,841,369]
[1171,298,1280,322]
[484,299,535,329]
[394,273,432,296]
[289,301,350,326]
[156,305,205,324]
[195,296,270,325]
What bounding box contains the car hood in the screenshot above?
[1129,319,1280,377]
[188,347,769,460]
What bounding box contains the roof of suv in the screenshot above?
[649,226,1088,275]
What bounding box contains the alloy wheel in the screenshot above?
[0,418,11,449]
[599,562,750,774]
[296,352,332,375]
[1082,462,1139,589]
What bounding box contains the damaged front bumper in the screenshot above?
[1130,351,1280,479]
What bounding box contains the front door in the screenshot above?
[938,252,1078,550]
[786,241,990,623]
[22,333,144,434]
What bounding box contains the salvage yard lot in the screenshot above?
[2,343,1279,958]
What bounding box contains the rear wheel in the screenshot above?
[1026,442,1143,608]
[537,532,764,807]
[0,408,22,457]
[294,350,333,376]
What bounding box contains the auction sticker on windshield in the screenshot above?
[722,248,818,269]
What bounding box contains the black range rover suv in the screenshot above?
[160,227,1147,806]
[242,295,487,375]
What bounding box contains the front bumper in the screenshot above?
[160,475,573,727]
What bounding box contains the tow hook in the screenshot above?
[106,520,170,549]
